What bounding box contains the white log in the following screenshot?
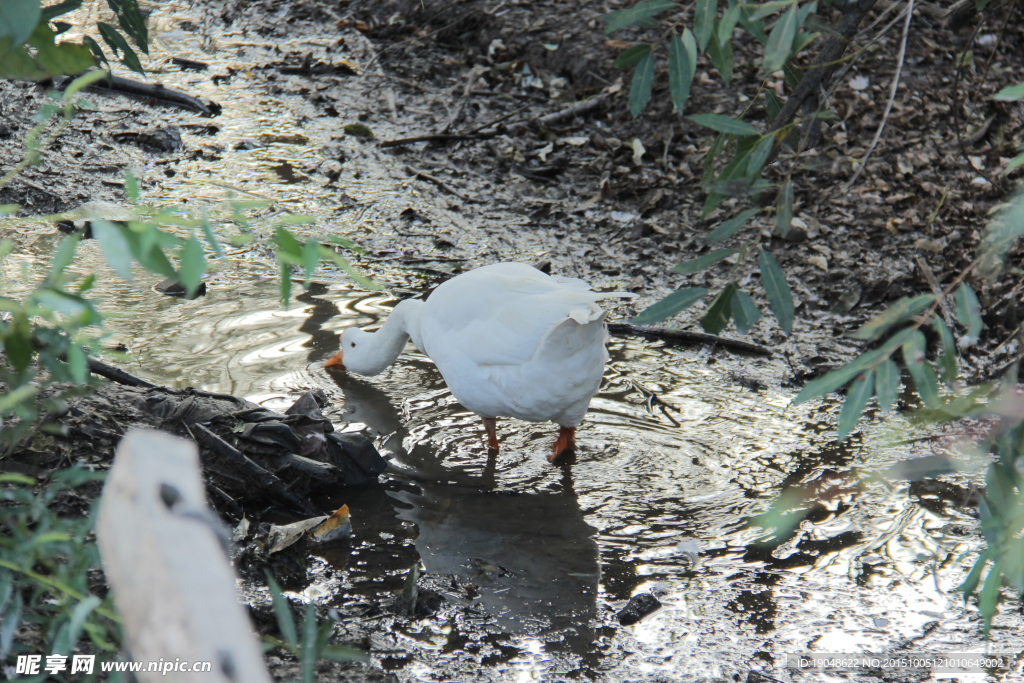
[96,428,272,683]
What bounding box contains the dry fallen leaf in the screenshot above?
[311,505,352,542]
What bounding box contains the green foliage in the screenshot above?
[603,0,679,34]
[701,283,736,334]
[667,31,696,112]
[781,192,1024,634]
[758,249,793,334]
[0,0,147,79]
[630,287,708,325]
[671,247,736,275]
[0,469,121,668]
[0,82,379,451]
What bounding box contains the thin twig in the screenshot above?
[841,0,914,192]
[404,164,472,202]
[914,256,955,327]
[977,0,1018,86]
[825,1,910,102]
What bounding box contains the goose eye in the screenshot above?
[350,342,355,348]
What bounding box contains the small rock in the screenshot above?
[56,220,93,238]
[532,259,552,274]
[617,593,661,625]
[344,122,374,138]
[155,278,207,299]
[233,140,260,151]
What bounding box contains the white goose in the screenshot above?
[325,263,629,461]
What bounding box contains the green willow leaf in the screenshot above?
[702,283,737,334]
[838,371,874,441]
[979,558,1005,636]
[97,22,143,74]
[41,0,84,22]
[793,328,914,404]
[718,2,742,45]
[934,317,958,383]
[106,0,149,54]
[90,220,134,282]
[992,82,1024,101]
[957,548,995,599]
[301,239,319,287]
[875,359,900,413]
[628,51,656,117]
[848,294,936,341]
[706,208,760,243]
[668,33,696,112]
[67,344,87,384]
[702,132,729,187]
[671,248,737,275]
[603,0,680,34]
[689,113,759,136]
[694,0,716,52]
[764,4,798,73]
[765,89,784,122]
[776,178,793,238]
[732,290,761,334]
[902,330,940,408]
[631,287,708,326]
[759,249,793,334]
[614,43,653,69]
[178,234,206,298]
[746,134,775,182]
[707,31,734,85]
[0,0,41,50]
[955,283,982,338]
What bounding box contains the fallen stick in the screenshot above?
[535,93,609,128]
[58,74,221,116]
[404,164,472,202]
[88,357,158,388]
[380,131,497,148]
[380,104,530,148]
[192,424,320,516]
[608,323,773,357]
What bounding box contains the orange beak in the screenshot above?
[324,350,345,369]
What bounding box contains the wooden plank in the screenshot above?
[96,428,272,683]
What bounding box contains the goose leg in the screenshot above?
[549,426,576,462]
[482,417,500,452]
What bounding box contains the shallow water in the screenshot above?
[4,236,1019,680]
[2,1,1021,679]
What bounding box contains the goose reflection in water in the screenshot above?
[325,363,601,656]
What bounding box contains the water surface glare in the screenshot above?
[3,239,1016,680]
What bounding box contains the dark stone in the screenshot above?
[233,140,260,151]
[155,278,207,298]
[111,126,183,153]
[56,220,93,238]
[617,593,661,625]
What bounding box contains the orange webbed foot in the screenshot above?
[549,426,576,463]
